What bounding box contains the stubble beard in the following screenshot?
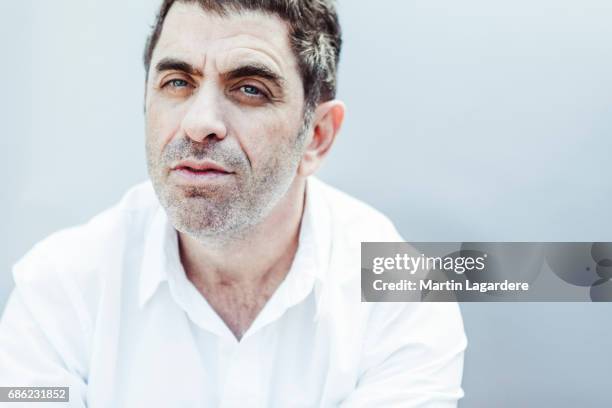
[146,120,310,246]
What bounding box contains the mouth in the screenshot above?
[170,160,235,183]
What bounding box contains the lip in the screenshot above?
[172,160,232,173]
[170,160,234,184]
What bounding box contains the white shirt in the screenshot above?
[0,177,467,407]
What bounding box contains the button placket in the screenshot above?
[219,337,263,408]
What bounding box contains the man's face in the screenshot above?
[145,3,309,240]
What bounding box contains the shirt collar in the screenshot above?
[138,205,174,308]
[303,177,332,320]
[138,176,332,320]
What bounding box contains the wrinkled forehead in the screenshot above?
[152,2,299,78]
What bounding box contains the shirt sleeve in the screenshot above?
[0,252,90,407]
[340,301,467,408]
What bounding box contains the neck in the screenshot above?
[178,177,307,287]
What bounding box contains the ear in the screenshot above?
[298,100,345,177]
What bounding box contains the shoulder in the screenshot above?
[11,181,160,328]
[308,177,402,243]
[15,181,158,275]
[307,178,406,318]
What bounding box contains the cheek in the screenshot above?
[146,100,184,154]
[230,108,303,168]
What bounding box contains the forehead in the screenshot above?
[153,2,297,76]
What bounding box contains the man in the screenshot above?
[0,0,467,406]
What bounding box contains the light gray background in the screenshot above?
[2,1,611,406]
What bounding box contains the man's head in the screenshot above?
[145,0,342,115]
[143,0,344,242]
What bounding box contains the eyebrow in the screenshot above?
[154,58,286,92]
[224,64,286,90]
[155,58,203,77]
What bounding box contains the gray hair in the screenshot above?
[143,0,342,113]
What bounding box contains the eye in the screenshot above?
[240,85,264,97]
[160,77,195,97]
[165,79,190,89]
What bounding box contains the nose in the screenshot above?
[180,84,228,143]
